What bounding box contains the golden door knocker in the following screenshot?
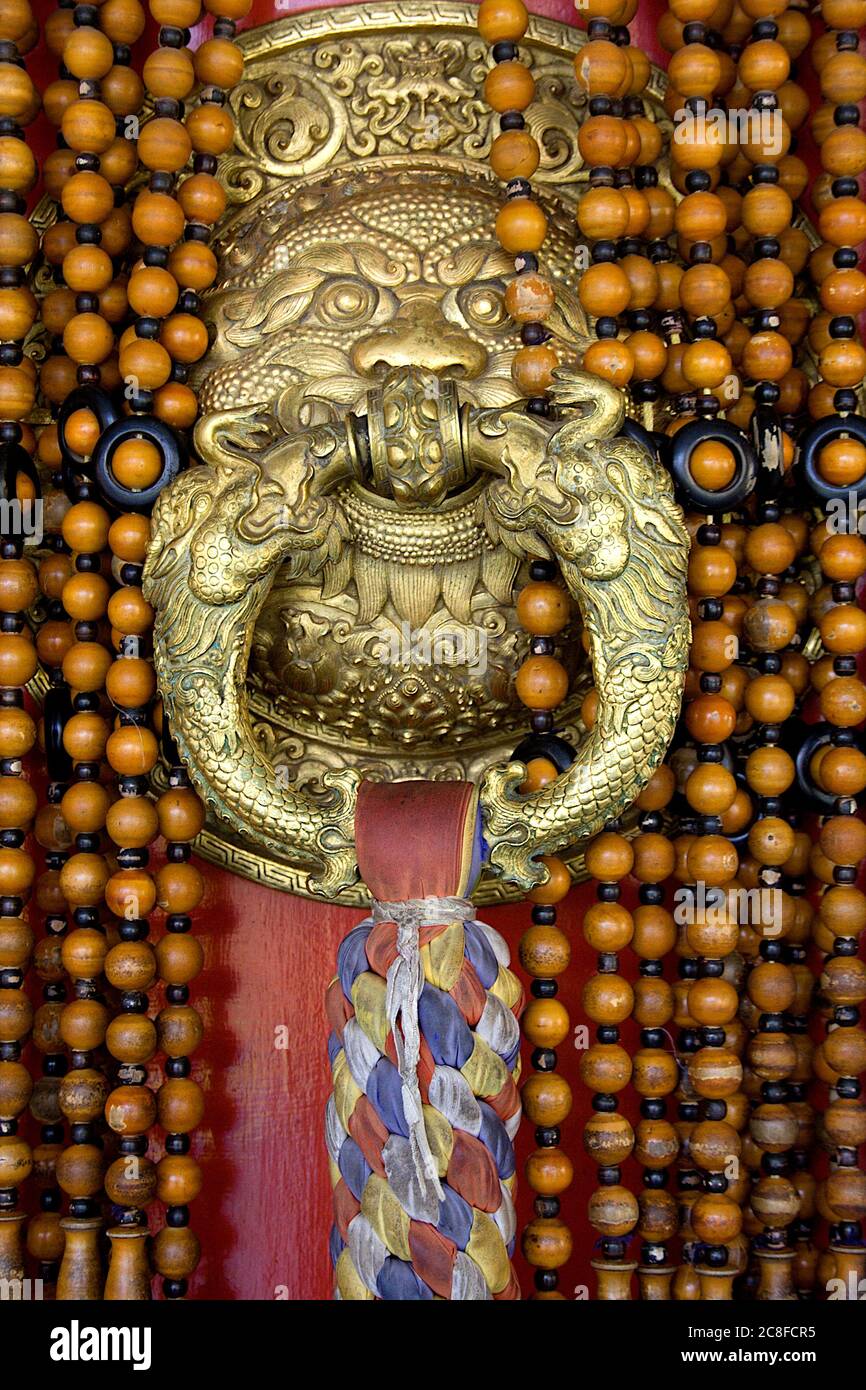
[135,3,690,903]
[143,362,690,897]
[125,0,692,906]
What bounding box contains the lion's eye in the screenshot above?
[314,280,378,325]
[456,285,508,330]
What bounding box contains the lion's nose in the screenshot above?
[351,303,488,379]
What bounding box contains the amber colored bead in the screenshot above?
[59,998,108,1051]
[582,974,633,1027]
[105,868,156,920]
[60,98,115,154]
[818,438,866,488]
[106,1013,156,1065]
[522,997,569,1052]
[582,901,633,953]
[131,190,185,248]
[483,59,534,113]
[819,197,866,249]
[684,693,736,743]
[821,676,866,728]
[635,764,675,812]
[478,0,528,42]
[104,941,156,993]
[745,746,794,797]
[525,1078,574,1138]
[633,976,673,1027]
[820,604,866,655]
[104,1084,156,1136]
[156,1154,203,1208]
[157,1077,204,1134]
[584,831,632,881]
[55,1144,101,1198]
[579,1042,631,1093]
[107,514,150,565]
[150,0,201,21]
[687,547,736,601]
[820,340,866,389]
[168,239,218,291]
[0,284,36,342]
[176,171,225,226]
[522,1216,573,1269]
[185,102,234,157]
[505,276,553,330]
[194,35,244,88]
[155,932,203,987]
[581,338,633,386]
[152,1225,201,1283]
[824,1027,866,1079]
[105,796,159,849]
[61,928,107,982]
[628,904,674,961]
[819,747,866,798]
[578,112,625,168]
[495,198,547,256]
[574,39,630,97]
[578,261,630,318]
[518,922,570,977]
[105,1154,157,1208]
[685,762,737,816]
[744,673,795,724]
[748,962,796,1017]
[64,26,114,80]
[99,0,146,43]
[154,381,198,429]
[143,45,195,100]
[118,337,171,391]
[688,978,738,1027]
[514,654,568,710]
[0,765,34,831]
[155,862,203,915]
[126,279,176,343]
[58,784,107,837]
[510,342,557,395]
[136,117,192,178]
[588,1184,639,1239]
[820,815,866,866]
[512,580,566,636]
[748,815,797,867]
[578,186,629,241]
[0,707,34,760]
[0,213,36,271]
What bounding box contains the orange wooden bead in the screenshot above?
[514,654,568,709]
[528,856,571,905]
[60,99,115,154]
[484,59,535,112]
[578,262,631,317]
[478,0,528,42]
[143,46,195,100]
[194,36,244,88]
[137,117,192,174]
[185,102,234,155]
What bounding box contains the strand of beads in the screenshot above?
[477,0,558,411]
[738,519,806,1299]
[151,765,206,1300]
[100,511,161,1300]
[27,537,76,1294]
[629,773,681,1299]
[573,3,658,405]
[808,505,866,1298]
[581,827,639,1299]
[53,495,114,1300]
[0,0,41,1293]
[513,564,575,1298]
[0,539,39,1290]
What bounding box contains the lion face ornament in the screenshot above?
[139,4,689,903]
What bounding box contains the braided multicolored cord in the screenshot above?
[325,901,524,1300]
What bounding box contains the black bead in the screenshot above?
[531,978,557,998]
[532,1048,557,1071]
